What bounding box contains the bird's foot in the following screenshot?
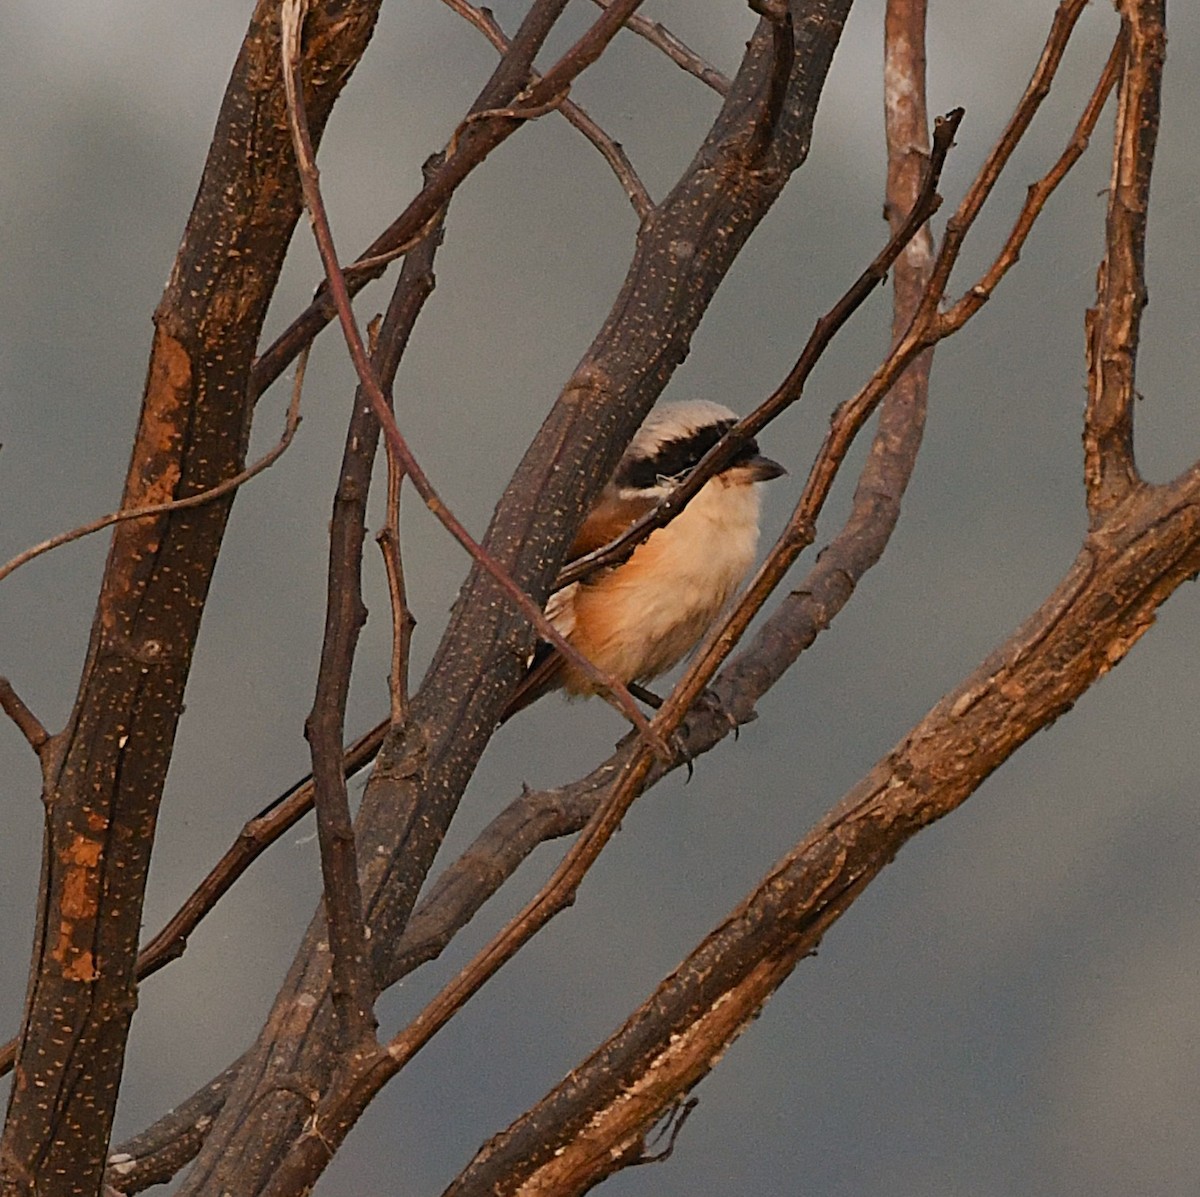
[627,682,664,709]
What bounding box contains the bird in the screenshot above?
[501,399,786,722]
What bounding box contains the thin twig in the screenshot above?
[300,180,380,1052]
[940,24,1118,333]
[280,0,664,750]
[920,0,1094,326]
[943,31,1124,332]
[0,354,306,585]
[1084,1,1160,518]
[441,0,652,218]
[378,456,413,727]
[0,677,49,757]
[522,0,646,109]
[147,723,385,973]
[589,0,731,96]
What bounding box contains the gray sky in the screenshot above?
[2,3,1199,1195]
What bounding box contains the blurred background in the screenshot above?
[2,2,1198,1194]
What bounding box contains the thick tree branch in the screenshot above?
[98,226,445,1197]
[0,5,383,1192]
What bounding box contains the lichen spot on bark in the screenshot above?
[128,325,191,509]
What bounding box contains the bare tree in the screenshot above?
[1,1,1193,1195]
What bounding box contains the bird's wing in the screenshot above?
[498,491,656,724]
[499,584,577,722]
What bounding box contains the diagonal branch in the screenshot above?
[444,462,1200,1197]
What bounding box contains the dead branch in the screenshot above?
[1084,0,1162,517]
[442,426,1200,1197]
[0,677,49,759]
[0,357,305,585]
[590,0,732,96]
[442,0,653,219]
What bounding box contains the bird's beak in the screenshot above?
[744,454,787,483]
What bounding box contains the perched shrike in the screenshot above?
[502,399,785,721]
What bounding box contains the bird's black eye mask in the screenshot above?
[615,418,763,491]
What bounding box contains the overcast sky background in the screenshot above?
[2,3,1199,1195]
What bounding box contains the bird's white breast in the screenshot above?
[559,476,763,692]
